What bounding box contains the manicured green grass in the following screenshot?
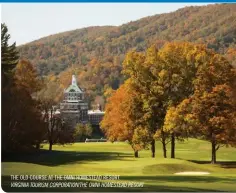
[2,138,236,192]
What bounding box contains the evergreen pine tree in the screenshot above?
[1,23,19,87]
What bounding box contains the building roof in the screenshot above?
[88,109,105,115]
[65,84,83,93]
[55,109,61,114]
[62,100,80,103]
[61,110,80,113]
[65,75,83,93]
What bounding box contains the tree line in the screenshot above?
[1,24,92,153]
[2,22,236,164]
[101,42,236,164]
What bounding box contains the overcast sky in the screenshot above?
[2,3,210,46]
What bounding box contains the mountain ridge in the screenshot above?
[17,3,236,103]
[19,5,206,46]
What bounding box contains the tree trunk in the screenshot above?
[134,150,139,158]
[151,139,155,158]
[211,140,216,164]
[171,133,175,158]
[49,141,53,151]
[162,141,167,158]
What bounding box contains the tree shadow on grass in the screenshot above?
[187,160,236,169]
[2,149,134,166]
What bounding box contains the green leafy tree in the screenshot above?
[75,123,93,142]
[1,23,19,87]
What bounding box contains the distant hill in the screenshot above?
[18,3,236,103]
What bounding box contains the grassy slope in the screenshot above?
[2,138,236,192]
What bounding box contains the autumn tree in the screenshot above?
[103,86,115,101]
[36,75,64,151]
[14,59,45,149]
[123,43,211,158]
[2,59,45,152]
[164,99,193,139]
[2,91,46,151]
[36,75,86,150]
[225,48,236,68]
[123,48,158,157]
[101,81,150,157]
[156,42,220,158]
[132,126,152,157]
[191,52,236,164]
[45,114,75,149]
[190,85,236,164]
[163,49,236,162]
[14,59,42,93]
[155,43,236,158]
[161,99,194,158]
[75,123,93,142]
[153,129,170,158]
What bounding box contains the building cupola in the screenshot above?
[72,75,77,86]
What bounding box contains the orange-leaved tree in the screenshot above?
[192,85,236,164]
[100,81,151,157]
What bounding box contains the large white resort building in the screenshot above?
[59,75,105,129]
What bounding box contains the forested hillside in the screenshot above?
[18,3,236,105]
